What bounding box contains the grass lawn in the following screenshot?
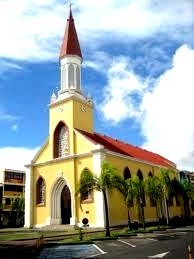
[0,232,40,241]
[0,225,170,242]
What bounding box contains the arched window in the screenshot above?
[148,172,156,207]
[123,167,131,180]
[123,167,133,206]
[36,177,46,205]
[53,122,69,158]
[80,168,93,203]
[137,169,143,180]
[68,64,74,87]
[137,169,146,206]
[172,177,180,207]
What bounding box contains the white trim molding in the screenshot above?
[24,167,33,228]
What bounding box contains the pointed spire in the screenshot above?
[50,91,57,103]
[60,6,82,59]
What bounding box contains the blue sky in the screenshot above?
[0,0,193,171]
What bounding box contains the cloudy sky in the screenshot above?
[0,0,193,171]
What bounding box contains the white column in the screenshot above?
[24,167,33,228]
[93,148,105,227]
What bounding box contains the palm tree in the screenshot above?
[130,176,146,229]
[145,175,163,227]
[159,168,174,225]
[182,179,194,220]
[119,178,133,230]
[171,177,194,223]
[76,161,123,237]
[171,177,184,212]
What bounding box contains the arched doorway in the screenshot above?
[61,185,71,224]
[50,177,73,225]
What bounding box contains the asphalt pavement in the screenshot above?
[88,229,194,259]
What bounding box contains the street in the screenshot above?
[88,228,194,259]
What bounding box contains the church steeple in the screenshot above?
[60,7,82,59]
[57,6,83,100]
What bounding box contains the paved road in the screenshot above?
[88,230,194,259]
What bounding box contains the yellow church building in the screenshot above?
[24,8,182,228]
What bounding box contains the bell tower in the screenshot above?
[58,7,83,101]
[49,6,93,156]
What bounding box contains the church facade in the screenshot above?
[24,8,182,228]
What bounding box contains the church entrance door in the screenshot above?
[61,185,71,224]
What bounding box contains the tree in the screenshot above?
[159,168,174,225]
[145,175,163,227]
[182,179,194,219]
[171,177,184,212]
[76,162,123,237]
[171,177,194,223]
[11,197,25,226]
[119,178,133,230]
[130,176,146,229]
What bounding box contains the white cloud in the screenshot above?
[0,110,19,122]
[0,60,22,74]
[77,0,192,41]
[0,109,20,131]
[141,44,194,171]
[0,0,192,62]
[99,57,146,123]
[0,111,18,122]
[0,147,39,171]
[83,51,111,72]
[100,44,194,171]
[11,124,19,132]
[0,0,63,61]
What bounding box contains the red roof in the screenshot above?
[76,129,176,168]
[60,8,82,59]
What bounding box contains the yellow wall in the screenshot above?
[35,139,50,164]
[75,156,96,225]
[105,153,181,225]
[32,159,75,225]
[32,150,97,226]
[74,131,95,154]
[72,99,93,133]
[31,95,95,226]
[49,98,93,158]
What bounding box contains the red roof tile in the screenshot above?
[60,8,82,59]
[76,129,176,168]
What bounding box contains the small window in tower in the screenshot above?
[36,177,46,205]
[68,64,74,88]
[76,66,80,90]
[62,66,66,89]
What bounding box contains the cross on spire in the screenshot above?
[69,0,72,9]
